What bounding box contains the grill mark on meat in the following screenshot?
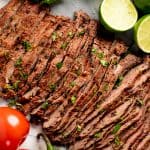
[0,14,48,99]
[11,16,65,93]
[136,135,150,150]
[122,110,150,150]
[69,100,131,149]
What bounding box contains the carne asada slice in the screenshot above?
[33,19,97,124]
[22,11,95,113]
[0,0,22,34]
[49,40,128,136]
[0,1,45,90]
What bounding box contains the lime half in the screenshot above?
[99,0,138,32]
[134,15,150,53]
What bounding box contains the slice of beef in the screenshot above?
[21,11,92,113]
[9,15,64,96]
[38,19,97,128]
[69,71,149,149]
[85,61,149,123]
[44,39,126,134]
[77,54,141,124]
[0,1,45,90]
[0,0,42,49]
[30,35,111,119]
[0,0,22,34]
[0,12,47,99]
[93,84,149,150]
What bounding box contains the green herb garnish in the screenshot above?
[115,75,124,88]
[51,32,57,41]
[71,96,76,104]
[114,136,121,146]
[78,30,85,36]
[14,57,22,67]
[91,47,97,53]
[70,81,76,87]
[61,42,68,49]
[56,62,63,69]
[103,83,109,91]
[49,84,56,92]
[94,132,101,138]
[12,80,20,91]
[41,101,49,110]
[68,31,74,38]
[22,41,32,52]
[76,125,82,132]
[100,60,109,67]
[19,71,28,80]
[8,99,17,107]
[112,123,121,134]
[41,0,59,5]
[37,133,54,150]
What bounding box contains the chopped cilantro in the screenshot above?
[112,123,121,134]
[22,41,32,52]
[100,60,109,67]
[68,31,74,38]
[14,57,22,67]
[61,42,68,49]
[71,96,76,104]
[51,32,57,41]
[94,132,101,138]
[49,84,56,92]
[56,62,63,69]
[114,136,121,146]
[76,125,82,132]
[78,30,85,36]
[114,75,124,88]
[41,101,49,110]
[41,0,59,5]
[70,81,76,87]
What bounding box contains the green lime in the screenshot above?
[99,0,138,32]
[134,0,150,14]
[134,15,150,53]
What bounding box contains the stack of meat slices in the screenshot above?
[0,0,149,149]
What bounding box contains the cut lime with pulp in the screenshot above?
[99,0,138,32]
[134,15,150,53]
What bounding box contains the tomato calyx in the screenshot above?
[37,133,54,150]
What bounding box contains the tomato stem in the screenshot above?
[37,133,54,150]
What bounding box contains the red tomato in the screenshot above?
[0,107,30,150]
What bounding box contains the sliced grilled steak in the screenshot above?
[0,1,149,149]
